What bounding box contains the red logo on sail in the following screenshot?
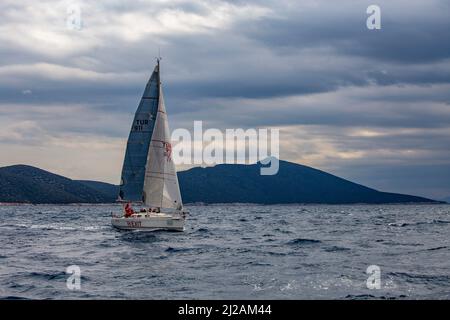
[163,142,172,161]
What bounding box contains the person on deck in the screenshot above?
[124,203,134,217]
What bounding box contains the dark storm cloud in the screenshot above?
[1,0,448,106]
[166,84,450,131]
[0,0,449,198]
[239,0,450,64]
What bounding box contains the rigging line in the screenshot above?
[145,172,177,176]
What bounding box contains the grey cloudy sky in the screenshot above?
[0,0,449,199]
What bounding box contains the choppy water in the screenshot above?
[0,204,449,299]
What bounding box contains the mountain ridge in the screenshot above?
[0,161,441,204]
[177,160,438,204]
[0,164,113,204]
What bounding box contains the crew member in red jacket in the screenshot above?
[124,203,134,217]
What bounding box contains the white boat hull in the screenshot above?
[111,213,185,232]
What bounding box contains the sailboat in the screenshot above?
[111,58,187,231]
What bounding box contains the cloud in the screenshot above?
[240,0,450,64]
[0,0,449,198]
[170,83,450,130]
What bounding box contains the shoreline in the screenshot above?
[0,201,446,206]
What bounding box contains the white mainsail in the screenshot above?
[142,84,183,210]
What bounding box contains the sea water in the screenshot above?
[0,204,449,299]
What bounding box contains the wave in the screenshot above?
[388,272,450,284]
[28,224,108,231]
[30,224,76,231]
[1,296,31,300]
[244,261,272,266]
[265,251,288,256]
[345,294,377,300]
[119,232,158,243]
[433,219,450,224]
[388,219,450,227]
[388,222,410,227]
[323,246,350,252]
[26,271,69,281]
[426,246,448,251]
[165,247,192,253]
[345,294,407,300]
[273,228,292,234]
[287,238,321,245]
[0,223,29,229]
[379,241,424,247]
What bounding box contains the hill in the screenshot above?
[0,165,113,204]
[0,161,440,204]
[178,160,437,204]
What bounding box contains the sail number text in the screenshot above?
[133,119,151,132]
[126,220,142,228]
